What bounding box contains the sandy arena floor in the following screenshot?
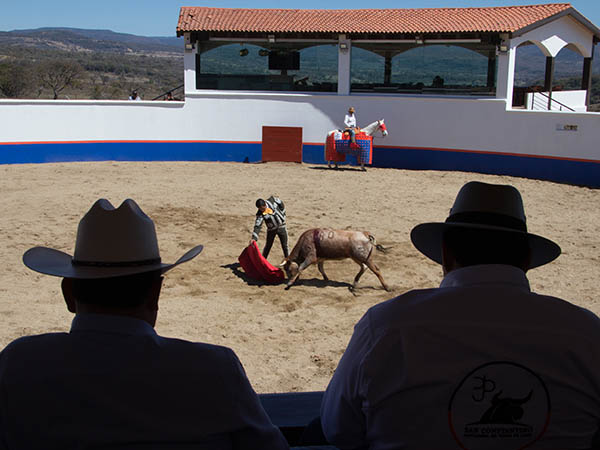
[0,161,598,393]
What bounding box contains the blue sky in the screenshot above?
[1,0,599,37]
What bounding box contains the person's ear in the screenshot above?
[520,246,532,273]
[441,240,458,276]
[146,276,163,312]
[61,278,77,313]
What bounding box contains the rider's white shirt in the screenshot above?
[344,114,356,128]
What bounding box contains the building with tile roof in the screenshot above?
[177,4,583,36]
[177,3,598,109]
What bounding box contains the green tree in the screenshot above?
[90,84,103,100]
[0,62,32,98]
[36,60,85,99]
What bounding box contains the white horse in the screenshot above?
[326,119,388,170]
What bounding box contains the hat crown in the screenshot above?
[448,181,526,228]
[73,199,160,264]
[409,181,561,270]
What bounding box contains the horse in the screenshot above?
[326,119,388,170]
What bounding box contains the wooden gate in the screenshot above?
[261,126,302,163]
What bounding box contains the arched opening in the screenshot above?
[553,44,585,89]
[513,40,589,110]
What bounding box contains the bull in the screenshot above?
[478,390,533,424]
[280,228,390,291]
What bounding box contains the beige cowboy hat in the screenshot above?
[23,199,203,279]
[410,181,561,269]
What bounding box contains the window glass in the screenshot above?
[196,42,337,92]
[351,44,495,95]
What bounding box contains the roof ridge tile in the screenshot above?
[177,3,577,35]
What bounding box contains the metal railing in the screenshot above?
[531,91,575,112]
[152,84,184,101]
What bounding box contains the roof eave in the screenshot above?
[512,7,600,40]
[178,28,500,41]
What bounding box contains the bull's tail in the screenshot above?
[367,233,391,253]
[375,243,390,253]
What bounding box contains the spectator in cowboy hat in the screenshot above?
[321,181,600,449]
[0,199,288,450]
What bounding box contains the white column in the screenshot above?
[183,33,197,94]
[337,35,351,96]
[496,42,516,110]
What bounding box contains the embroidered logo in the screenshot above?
[448,361,550,450]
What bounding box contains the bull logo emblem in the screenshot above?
[476,389,533,425]
[448,361,551,449]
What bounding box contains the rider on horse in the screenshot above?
[344,107,361,149]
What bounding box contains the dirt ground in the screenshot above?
[0,160,598,393]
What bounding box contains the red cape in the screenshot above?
[238,241,285,283]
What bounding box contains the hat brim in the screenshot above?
[410,222,560,270]
[23,245,203,279]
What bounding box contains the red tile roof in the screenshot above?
[177,3,573,35]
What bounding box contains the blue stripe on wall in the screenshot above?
[372,147,600,188]
[1,141,598,188]
[0,141,262,164]
[303,143,600,188]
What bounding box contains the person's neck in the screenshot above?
[443,262,527,277]
[75,303,156,327]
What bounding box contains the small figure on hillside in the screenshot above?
[129,90,141,101]
[250,196,289,259]
[165,92,174,101]
[343,107,360,149]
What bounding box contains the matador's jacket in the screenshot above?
[252,196,286,241]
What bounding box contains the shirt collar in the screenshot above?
[440,264,531,291]
[70,313,157,337]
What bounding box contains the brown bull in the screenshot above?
[280,228,390,291]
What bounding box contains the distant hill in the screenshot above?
[0,27,597,103]
[0,27,182,55]
[0,27,183,100]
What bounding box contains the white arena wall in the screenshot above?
[0,94,598,186]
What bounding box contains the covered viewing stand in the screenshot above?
[178,4,599,110]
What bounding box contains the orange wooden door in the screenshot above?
[261,126,302,163]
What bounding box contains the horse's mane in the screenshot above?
[361,119,383,136]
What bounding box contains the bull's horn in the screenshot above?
[279,260,287,267]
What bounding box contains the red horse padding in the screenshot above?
[325,132,373,165]
[325,133,346,162]
[238,241,285,283]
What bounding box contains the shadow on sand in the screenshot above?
[288,277,352,289]
[222,262,354,291]
[309,166,367,172]
[221,262,283,286]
